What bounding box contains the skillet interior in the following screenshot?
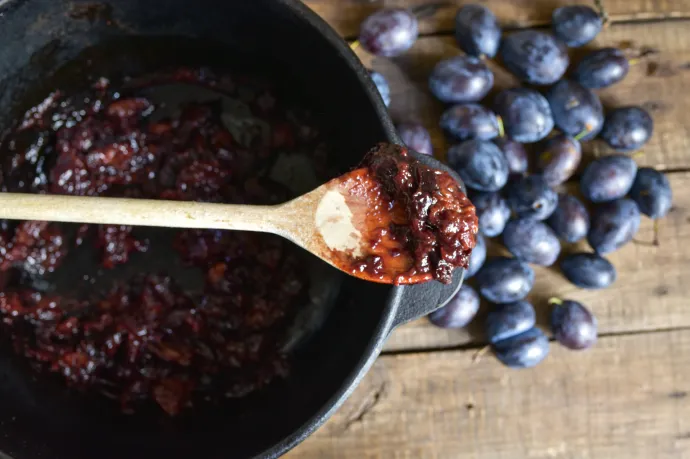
[0,1,398,458]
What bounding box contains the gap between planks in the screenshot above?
[304,0,690,39]
[382,323,690,357]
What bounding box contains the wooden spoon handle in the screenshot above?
[0,193,280,232]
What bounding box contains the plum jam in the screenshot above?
[0,68,329,415]
[359,144,478,284]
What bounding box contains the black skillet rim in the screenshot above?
[257,1,404,457]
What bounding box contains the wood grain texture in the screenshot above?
[289,329,690,458]
[353,19,690,171]
[384,171,690,352]
[304,0,690,37]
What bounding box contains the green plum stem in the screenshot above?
[594,0,610,27]
[573,128,589,141]
[496,115,505,138]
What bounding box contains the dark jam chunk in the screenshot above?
[0,221,67,275]
[0,68,328,415]
[365,144,478,284]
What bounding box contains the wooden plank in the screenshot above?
[305,0,690,37]
[288,329,690,458]
[353,19,690,171]
[384,170,690,353]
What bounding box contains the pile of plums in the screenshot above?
[357,3,672,368]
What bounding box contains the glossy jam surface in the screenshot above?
[341,144,478,285]
[0,68,329,415]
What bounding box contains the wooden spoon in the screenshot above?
[0,168,431,285]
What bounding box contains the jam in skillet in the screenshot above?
[0,68,326,415]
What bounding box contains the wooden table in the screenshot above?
[288,1,690,457]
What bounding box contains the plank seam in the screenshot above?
[382,323,690,356]
[342,14,690,41]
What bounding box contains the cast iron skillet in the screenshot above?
[0,1,466,458]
